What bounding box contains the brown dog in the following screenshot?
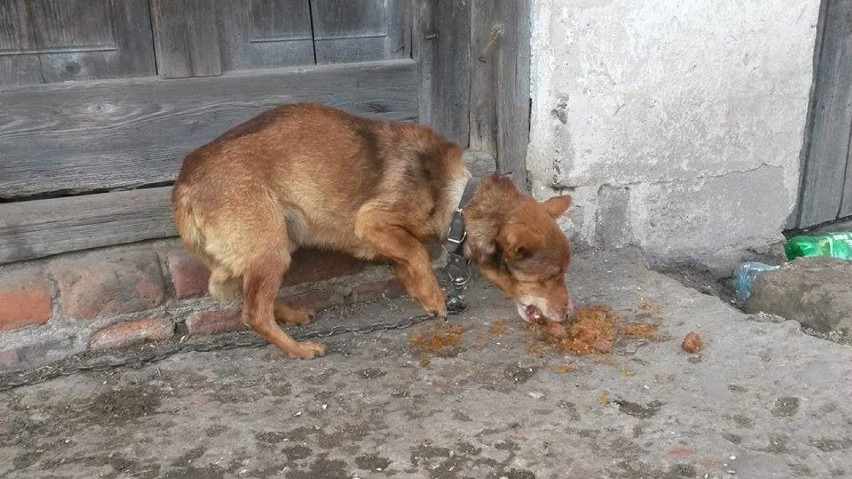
[172,103,574,359]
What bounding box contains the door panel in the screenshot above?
[0,0,155,85]
[312,0,408,64]
[217,0,315,72]
[0,1,42,84]
[150,0,222,78]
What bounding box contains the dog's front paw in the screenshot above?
[421,289,448,319]
[287,341,326,360]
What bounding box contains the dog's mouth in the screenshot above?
[517,304,544,323]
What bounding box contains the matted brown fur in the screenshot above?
[172,103,574,359]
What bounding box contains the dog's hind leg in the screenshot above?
[204,199,325,359]
[241,250,325,359]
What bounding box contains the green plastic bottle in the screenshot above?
[784,232,852,261]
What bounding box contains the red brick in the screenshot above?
[88,317,174,351]
[51,251,165,321]
[282,249,365,287]
[186,309,245,336]
[167,249,211,299]
[0,268,53,332]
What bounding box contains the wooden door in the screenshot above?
[0,0,417,264]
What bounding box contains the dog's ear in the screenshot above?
[541,195,573,219]
[498,223,544,262]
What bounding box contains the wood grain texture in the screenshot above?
[150,0,222,78]
[469,0,500,157]
[31,0,114,49]
[0,187,176,265]
[468,0,530,190]
[0,152,495,265]
[798,0,852,227]
[0,0,155,85]
[789,0,830,229]
[217,0,315,71]
[494,0,530,190]
[0,0,43,85]
[0,59,418,199]
[311,0,409,64]
[412,0,471,146]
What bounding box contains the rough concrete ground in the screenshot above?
[1,249,850,479]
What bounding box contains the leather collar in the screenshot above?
[444,178,478,255]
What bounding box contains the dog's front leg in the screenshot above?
[356,218,447,317]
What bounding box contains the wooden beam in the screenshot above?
[0,152,495,265]
[798,0,852,227]
[0,187,176,265]
[469,0,531,190]
[412,0,471,146]
[0,59,418,199]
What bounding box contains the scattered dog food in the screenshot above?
[535,306,617,355]
[681,331,705,354]
[530,305,664,357]
[545,320,569,339]
[410,321,465,366]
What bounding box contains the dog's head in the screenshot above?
[464,175,575,323]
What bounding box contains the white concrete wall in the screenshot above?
[528,0,821,272]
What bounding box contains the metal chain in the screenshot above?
[0,258,472,393]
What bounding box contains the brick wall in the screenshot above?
[0,239,414,372]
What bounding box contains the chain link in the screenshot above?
[0,261,472,393]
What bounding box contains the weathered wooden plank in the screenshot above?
[31,0,155,83]
[798,0,852,227]
[31,0,114,49]
[469,0,500,157]
[0,151,494,265]
[788,0,830,229]
[0,0,43,85]
[412,0,471,146]
[251,0,313,41]
[311,0,409,64]
[0,59,418,199]
[494,0,531,190]
[217,0,315,71]
[468,0,530,189]
[150,0,222,78]
[464,151,497,179]
[0,187,176,265]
